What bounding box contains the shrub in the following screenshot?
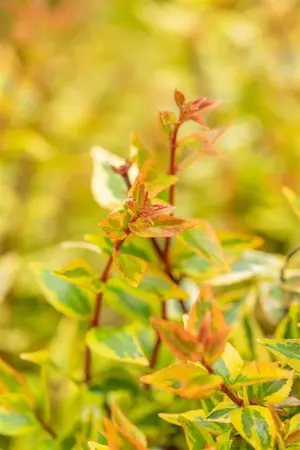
[1,90,299,450]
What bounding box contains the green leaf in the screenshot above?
[257,338,300,371]
[100,210,129,241]
[0,394,38,436]
[0,358,31,396]
[105,265,188,309]
[232,361,293,388]
[201,395,224,415]
[230,406,276,450]
[84,232,113,255]
[159,111,177,136]
[91,146,128,210]
[276,302,300,339]
[104,276,152,322]
[247,377,293,406]
[213,343,244,386]
[60,239,103,254]
[113,250,148,287]
[206,401,237,423]
[20,350,51,367]
[218,231,263,253]
[86,326,148,366]
[283,187,300,221]
[129,133,153,170]
[138,265,189,301]
[151,317,202,361]
[88,443,109,450]
[141,363,223,399]
[230,292,271,361]
[216,429,233,450]
[121,234,157,262]
[129,215,197,238]
[0,252,20,303]
[89,366,139,396]
[32,265,93,320]
[53,258,103,293]
[231,361,294,405]
[160,409,229,436]
[178,221,228,269]
[180,416,214,450]
[170,238,221,281]
[138,160,177,197]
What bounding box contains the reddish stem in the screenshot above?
[164,122,182,259]
[84,239,125,383]
[122,172,131,191]
[201,358,244,407]
[149,302,167,369]
[220,384,244,407]
[151,237,165,260]
[36,412,57,438]
[150,238,187,314]
[148,121,187,371]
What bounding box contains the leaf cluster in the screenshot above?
[1,91,300,450]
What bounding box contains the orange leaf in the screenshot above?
[151,317,203,361]
[204,327,231,364]
[100,211,129,241]
[103,418,147,450]
[111,403,147,446]
[141,363,223,399]
[129,215,197,238]
[187,285,214,335]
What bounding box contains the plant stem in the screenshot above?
[84,238,125,383]
[164,122,182,259]
[36,412,57,439]
[280,245,300,282]
[148,121,187,370]
[151,237,165,260]
[163,121,188,315]
[201,359,244,407]
[220,383,244,407]
[122,172,131,191]
[149,303,167,369]
[150,239,187,314]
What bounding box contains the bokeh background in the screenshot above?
[1,0,300,425]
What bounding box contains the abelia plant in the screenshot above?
[1,90,300,450]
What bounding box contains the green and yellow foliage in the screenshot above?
[1,87,300,449]
[1,3,300,447]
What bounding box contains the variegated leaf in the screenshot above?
[86,326,148,366]
[230,406,276,450]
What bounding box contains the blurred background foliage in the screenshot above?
[1,0,300,445]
